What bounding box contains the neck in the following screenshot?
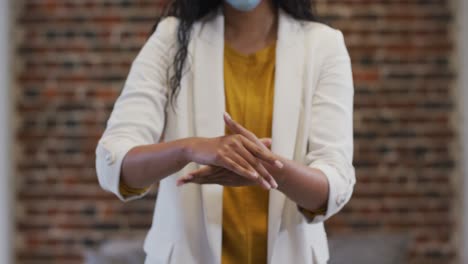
[223,0,278,47]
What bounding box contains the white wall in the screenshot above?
[0,0,13,263]
[461,0,468,262]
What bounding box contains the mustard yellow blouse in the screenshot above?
[221,42,277,264]
[119,40,327,264]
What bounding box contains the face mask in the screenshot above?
[225,0,262,12]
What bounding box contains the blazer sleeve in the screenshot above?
[95,17,178,202]
[303,29,356,223]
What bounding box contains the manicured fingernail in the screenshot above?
[181,174,193,181]
[224,112,232,120]
[251,171,258,178]
[275,160,284,169]
[269,179,278,189]
[272,181,278,189]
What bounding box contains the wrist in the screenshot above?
[273,168,288,191]
[178,137,203,164]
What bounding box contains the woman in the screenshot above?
[95,0,355,263]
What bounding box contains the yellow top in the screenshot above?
[221,42,277,264]
[118,40,327,264]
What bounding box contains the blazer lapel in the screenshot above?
[192,9,225,264]
[268,9,304,263]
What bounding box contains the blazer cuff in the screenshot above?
[96,139,151,202]
[306,162,354,224]
[120,180,152,199]
[298,204,328,223]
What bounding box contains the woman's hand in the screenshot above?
[177,166,257,187]
[178,138,273,187]
[185,122,282,189]
[181,113,331,213]
[223,112,275,154]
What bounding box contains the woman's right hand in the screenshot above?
[184,135,281,189]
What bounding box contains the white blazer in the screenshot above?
[96,8,355,264]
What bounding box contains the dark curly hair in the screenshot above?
[151,0,317,106]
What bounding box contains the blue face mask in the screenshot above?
[225,0,262,12]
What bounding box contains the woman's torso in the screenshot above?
[135,12,347,264]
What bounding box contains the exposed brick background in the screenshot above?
[14,0,457,263]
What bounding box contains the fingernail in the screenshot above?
[275,160,284,169]
[269,180,276,189]
[251,171,258,178]
[273,181,279,189]
[182,174,193,181]
[224,112,232,120]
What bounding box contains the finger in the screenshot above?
[224,112,256,141]
[259,138,272,149]
[257,173,273,190]
[189,166,214,176]
[191,170,257,187]
[222,156,270,189]
[234,143,278,189]
[240,136,284,169]
[221,171,264,187]
[210,171,243,186]
[177,174,194,186]
[177,166,218,186]
[232,151,271,190]
[224,114,269,153]
[185,170,235,185]
[224,174,256,187]
[228,153,263,182]
[183,169,221,185]
[224,113,283,169]
[255,163,278,189]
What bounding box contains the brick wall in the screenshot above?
[15,0,456,263]
[316,1,457,263]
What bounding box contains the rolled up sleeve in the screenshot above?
[302,29,356,223]
[95,18,178,202]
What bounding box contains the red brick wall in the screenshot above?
[15,0,456,263]
[317,1,457,263]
